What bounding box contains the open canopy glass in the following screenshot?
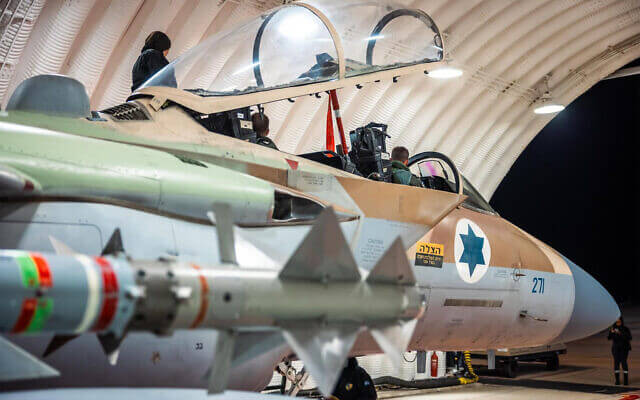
[140,0,443,97]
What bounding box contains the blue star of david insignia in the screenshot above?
[459,225,485,277]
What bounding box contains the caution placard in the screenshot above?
[415,242,444,268]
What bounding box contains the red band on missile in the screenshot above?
[11,298,37,333]
[190,264,209,329]
[30,253,52,288]
[92,257,119,331]
[11,297,54,334]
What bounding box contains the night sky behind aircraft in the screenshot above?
[492,58,640,304]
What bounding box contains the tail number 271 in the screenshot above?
[532,277,545,294]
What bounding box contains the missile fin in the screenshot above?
[370,319,418,370]
[0,336,59,382]
[97,333,124,365]
[207,203,237,265]
[282,323,361,396]
[49,236,77,255]
[101,228,125,256]
[366,237,415,285]
[231,331,285,368]
[43,334,79,357]
[280,207,360,282]
[207,330,236,394]
[201,330,285,383]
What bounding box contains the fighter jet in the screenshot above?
[0,1,618,398]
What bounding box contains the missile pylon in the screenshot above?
[0,207,425,396]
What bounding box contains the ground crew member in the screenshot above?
[609,317,632,385]
[330,357,377,400]
[391,146,422,187]
[131,31,172,92]
[251,112,278,150]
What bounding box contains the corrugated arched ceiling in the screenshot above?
[0,0,638,198]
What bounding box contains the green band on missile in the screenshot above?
[26,298,53,333]
[16,253,39,288]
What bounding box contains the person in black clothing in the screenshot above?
[330,357,377,400]
[131,31,172,92]
[251,112,278,150]
[608,316,632,385]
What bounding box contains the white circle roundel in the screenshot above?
[453,218,491,283]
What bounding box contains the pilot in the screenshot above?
[330,357,377,400]
[251,112,279,150]
[131,31,172,92]
[391,146,422,187]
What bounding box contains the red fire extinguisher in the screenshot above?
[430,352,438,377]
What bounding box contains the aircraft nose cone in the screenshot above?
[554,258,619,343]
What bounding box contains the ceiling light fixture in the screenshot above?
[428,66,463,79]
[533,102,565,115]
[534,75,564,114]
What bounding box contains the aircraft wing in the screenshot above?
[0,389,290,400]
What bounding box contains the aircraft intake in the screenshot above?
[0,208,424,397]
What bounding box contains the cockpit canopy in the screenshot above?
[141,0,443,96]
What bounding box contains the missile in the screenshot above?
[0,207,424,396]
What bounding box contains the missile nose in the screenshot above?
[554,258,620,343]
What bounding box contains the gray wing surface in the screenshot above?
[0,389,290,400]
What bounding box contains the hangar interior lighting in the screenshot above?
[534,75,564,114]
[534,102,565,114]
[533,92,565,114]
[428,66,463,79]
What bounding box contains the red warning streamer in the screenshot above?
[325,96,335,152]
[92,257,119,332]
[329,89,348,155]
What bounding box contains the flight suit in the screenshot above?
[391,160,422,187]
[331,358,377,400]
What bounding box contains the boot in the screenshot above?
[615,371,620,385]
[624,371,629,386]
